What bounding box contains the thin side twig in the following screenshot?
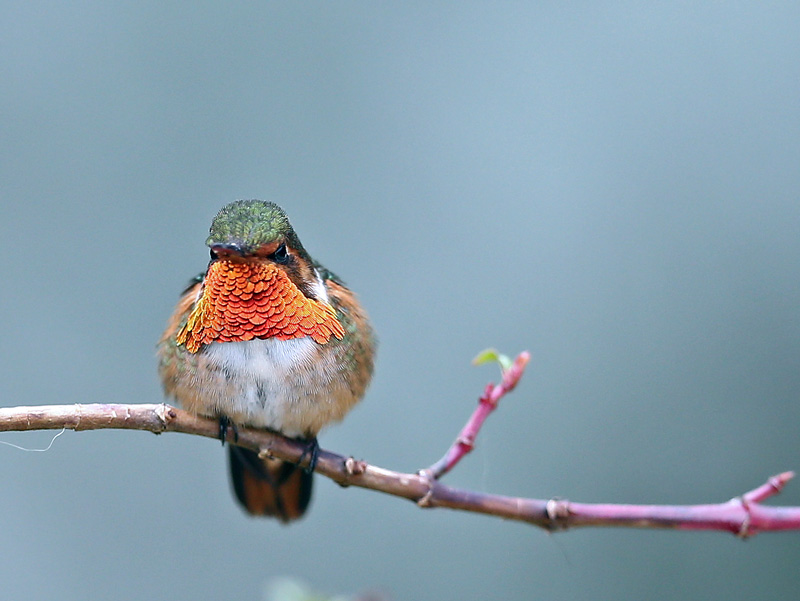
[420,351,530,480]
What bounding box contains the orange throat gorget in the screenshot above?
[177,260,344,353]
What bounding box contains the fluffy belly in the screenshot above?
[180,337,356,438]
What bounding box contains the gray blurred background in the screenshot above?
[1,2,799,600]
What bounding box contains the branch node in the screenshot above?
[345,456,367,477]
[417,468,433,481]
[545,498,571,531]
[154,404,174,430]
[417,486,434,508]
[456,435,475,450]
[737,498,752,539]
[481,383,496,406]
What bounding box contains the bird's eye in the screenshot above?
[272,243,289,264]
[210,248,218,260]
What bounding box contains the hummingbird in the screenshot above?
[158,200,375,521]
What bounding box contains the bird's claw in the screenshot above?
[218,416,239,446]
[298,437,319,474]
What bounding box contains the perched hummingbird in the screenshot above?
[158,200,375,521]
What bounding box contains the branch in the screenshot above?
[0,402,798,536]
[421,350,530,480]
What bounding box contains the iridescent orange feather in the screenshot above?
[176,260,344,353]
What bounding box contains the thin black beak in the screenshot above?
[209,242,245,258]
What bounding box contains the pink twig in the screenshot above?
[549,471,800,536]
[420,351,531,480]
[742,470,794,504]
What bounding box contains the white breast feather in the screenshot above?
[192,269,350,437]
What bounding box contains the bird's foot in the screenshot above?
[297,437,319,474]
[218,416,239,446]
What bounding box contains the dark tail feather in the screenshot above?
[227,445,313,522]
